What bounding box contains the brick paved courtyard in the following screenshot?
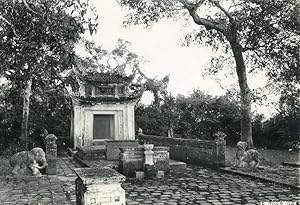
[0,157,298,205]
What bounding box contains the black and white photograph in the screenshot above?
[0,0,299,204]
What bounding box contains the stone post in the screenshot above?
[45,134,57,175]
[137,128,144,145]
[74,167,126,205]
[143,144,157,179]
[214,133,226,168]
[143,144,154,166]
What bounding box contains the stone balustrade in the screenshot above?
[118,145,171,177]
[138,133,226,168]
[153,146,170,173]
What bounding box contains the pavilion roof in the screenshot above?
[77,72,134,85]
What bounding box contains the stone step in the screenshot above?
[76,145,106,160]
[282,161,300,167]
[92,141,107,146]
[169,159,187,171]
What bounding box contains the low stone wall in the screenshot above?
[118,146,170,177]
[138,134,226,168]
[118,147,144,177]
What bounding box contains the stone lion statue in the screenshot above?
[233,141,260,170]
[9,147,48,176]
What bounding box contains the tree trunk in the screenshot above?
[230,41,253,148]
[20,77,32,149]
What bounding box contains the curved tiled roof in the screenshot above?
[78,72,134,84]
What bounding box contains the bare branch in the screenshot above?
[209,0,234,21]
[215,78,229,91]
[22,0,40,15]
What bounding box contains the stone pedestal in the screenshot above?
[119,147,144,177]
[45,134,57,175]
[74,167,126,205]
[76,146,106,160]
[144,164,158,179]
[106,140,139,160]
[144,144,154,166]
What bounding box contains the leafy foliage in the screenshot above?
[136,89,299,149]
[0,0,98,147]
[136,90,242,143]
[256,115,300,149]
[118,0,299,147]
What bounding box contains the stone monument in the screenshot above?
[74,167,126,205]
[69,71,144,148]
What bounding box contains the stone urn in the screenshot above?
[143,144,154,151]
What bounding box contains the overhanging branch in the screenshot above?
[0,15,19,37]
[179,0,226,33]
[208,0,234,22]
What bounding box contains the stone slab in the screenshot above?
[74,167,126,185]
[220,167,300,190]
[282,161,300,167]
[76,146,106,160]
[135,171,145,179]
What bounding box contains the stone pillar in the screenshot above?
[45,134,57,175]
[143,144,157,179]
[137,128,144,145]
[144,144,154,165]
[74,167,126,205]
[214,133,226,168]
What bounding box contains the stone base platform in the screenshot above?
[76,145,106,160]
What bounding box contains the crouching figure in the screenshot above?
[233,141,259,170]
[9,147,48,176]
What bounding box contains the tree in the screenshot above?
[0,0,98,148]
[117,0,299,147]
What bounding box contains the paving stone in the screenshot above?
[1,157,298,204]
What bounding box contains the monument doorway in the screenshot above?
[93,115,114,141]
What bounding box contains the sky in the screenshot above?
[79,1,277,118]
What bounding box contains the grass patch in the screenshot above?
[225,145,299,166]
[0,156,12,176]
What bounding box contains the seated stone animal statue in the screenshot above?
[9,147,48,176]
[233,141,259,170]
[29,160,42,176]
